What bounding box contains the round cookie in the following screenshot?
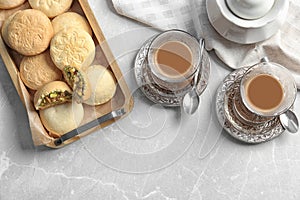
[52,12,92,36]
[34,81,72,110]
[1,11,20,47]
[40,102,84,138]
[28,0,73,18]
[0,0,26,9]
[7,9,53,56]
[62,65,91,103]
[84,65,117,106]
[50,28,95,70]
[20,51,62,90]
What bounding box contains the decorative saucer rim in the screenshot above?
[215,66,285,144]
[134,36,210,107]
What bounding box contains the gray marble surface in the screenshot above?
[1,0,300,199]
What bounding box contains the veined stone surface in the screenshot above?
[1,0,300,199]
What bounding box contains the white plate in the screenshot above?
[206,0,289,44]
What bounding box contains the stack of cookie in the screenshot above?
[1,0,117,139]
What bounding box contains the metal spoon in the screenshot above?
[279,110,299,133]
[182,38,205,115]
[260,57,299,133]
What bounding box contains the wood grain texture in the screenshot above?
[0,0,134,148]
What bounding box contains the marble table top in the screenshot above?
[1,0,300,199]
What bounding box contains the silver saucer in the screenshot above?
[134,37,210,107]
[216,67,285,144]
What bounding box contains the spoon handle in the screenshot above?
[193,38,205,92]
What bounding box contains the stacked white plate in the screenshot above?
[206,0,289,44]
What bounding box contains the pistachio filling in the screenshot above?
[64,66,86,101]
[38,90,72,108]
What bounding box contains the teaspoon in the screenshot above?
[182,38,205,115]
[279,109,299,133]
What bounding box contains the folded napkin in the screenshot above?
[112,0,300,88]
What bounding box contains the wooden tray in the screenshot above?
[0,0,134,148]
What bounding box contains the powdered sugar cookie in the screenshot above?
[50,28,95,70]
[40,102,84,138]
[84,65,117,106]
[28,0,73,18]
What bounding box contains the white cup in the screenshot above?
[226,0,275,19]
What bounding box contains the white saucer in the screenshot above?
[207,0,289,44]
[134,37,210,107]
[215,66,285,144]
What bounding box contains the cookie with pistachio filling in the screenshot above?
[34,81,72,110]
[62,66,91,103]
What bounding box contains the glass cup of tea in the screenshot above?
[147,29,201,92]
[239,58,297,122]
